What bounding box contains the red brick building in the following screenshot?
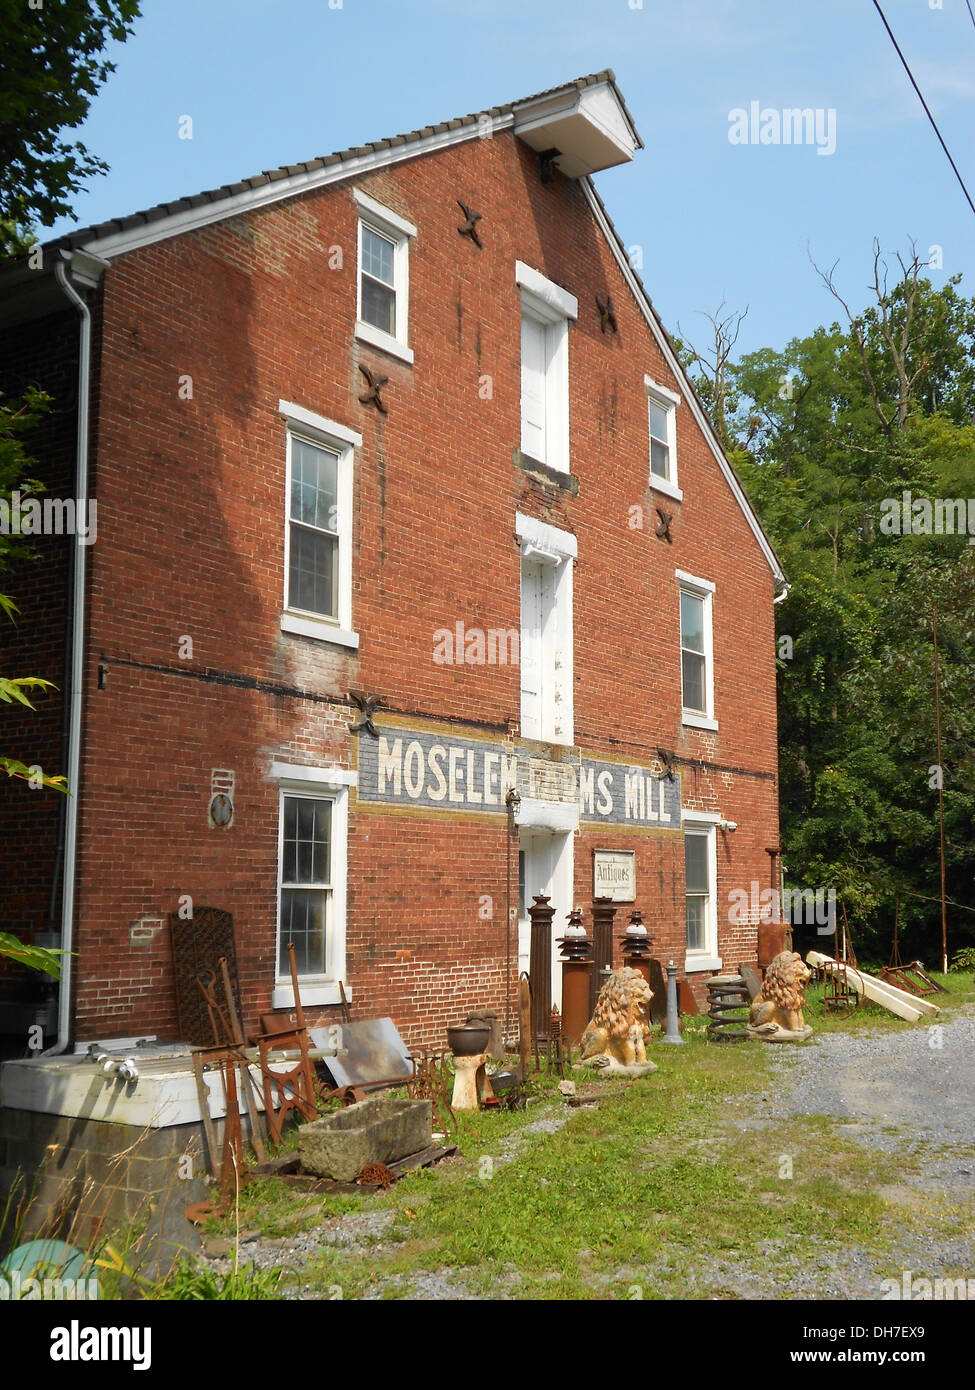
[0,72,786,1052]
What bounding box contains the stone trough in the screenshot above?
[298,1097,432,1182]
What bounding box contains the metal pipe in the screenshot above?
[42,253,97,1057]
[932,599,948,973]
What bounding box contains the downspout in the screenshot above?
[773,582,791,605]
[43,250,105,1056]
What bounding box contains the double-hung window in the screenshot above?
[271,762,355,1007]
[280,793,332,979]
[516,262,577,475]
[645,377,682,501]
[354,189,416,365]
[289,435,338,620]
[683,818,720,972]
[677,569,716,730]
[279,401,360,649]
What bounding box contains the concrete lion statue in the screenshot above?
[580,967,657,1076]
[746,950,814,1042]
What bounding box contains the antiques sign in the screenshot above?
[593,849,636,902]
[358,726,681,828]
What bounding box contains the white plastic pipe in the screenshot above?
[43,254,93,1057]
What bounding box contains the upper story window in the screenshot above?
[353,188,416,366]
[517,512,576,745]
[677,569,717,731]
[516,262,577,475]
[645,376,682,502]
[279,400,361,650]
[360,225,396,335]
[289,436,339,619]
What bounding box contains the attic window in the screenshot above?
[353,188,417,366]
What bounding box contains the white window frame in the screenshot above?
[517,262,577,475]
[681,812,721,973]
[516,512,575,746]
[279,401,360,650]
[676,568,717,731]
[354,188,416,365]
[645,376,682,502]
[271,763,355,1008]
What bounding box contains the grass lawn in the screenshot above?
[177,970,975,1300]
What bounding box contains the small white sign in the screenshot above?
[593,849,636,902]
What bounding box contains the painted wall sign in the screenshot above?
[358,726,681,827]
[593,849,636,901]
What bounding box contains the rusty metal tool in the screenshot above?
[216,957,267,1162]
[192,1050,219,1177]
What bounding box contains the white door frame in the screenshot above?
[517,824,573,1011]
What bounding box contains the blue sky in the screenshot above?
[48,0,975,358]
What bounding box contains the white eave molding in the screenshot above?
[513,82,641,178]
[64,119,519,261]
[63,79,638,263]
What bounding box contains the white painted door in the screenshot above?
[521,311,548,461]
[517,827,572,1010]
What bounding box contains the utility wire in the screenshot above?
[967,1,975,37]
[871,0,975,220]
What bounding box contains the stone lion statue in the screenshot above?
[580,967,657,1075]
[746,951,814,1042]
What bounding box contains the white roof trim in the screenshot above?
[72,116,517,261]
[582,181,785,584]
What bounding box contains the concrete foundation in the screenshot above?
[0,1045,285,1247]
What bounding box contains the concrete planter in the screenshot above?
[298,1097,432,1181]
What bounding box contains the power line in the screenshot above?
[968,1,975,37]
[871,0,975,221]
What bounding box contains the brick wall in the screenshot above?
[11,128,778,1047]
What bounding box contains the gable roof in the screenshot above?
[43,70,642,260]
[20,68,783,584]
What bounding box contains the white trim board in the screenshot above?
[67,117,519,261]
[515,511,578,559]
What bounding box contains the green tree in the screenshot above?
[1,394,67,980]
[0,0,141,252]
[681,246,975,961]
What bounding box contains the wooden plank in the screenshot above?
[806,952,935,1021]
[841,958,940,1016]
[388,1144,456,1175]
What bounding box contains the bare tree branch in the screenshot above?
[677,300,748,449]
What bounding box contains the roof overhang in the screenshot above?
[0,249,111,330]
[513,80,641,177]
